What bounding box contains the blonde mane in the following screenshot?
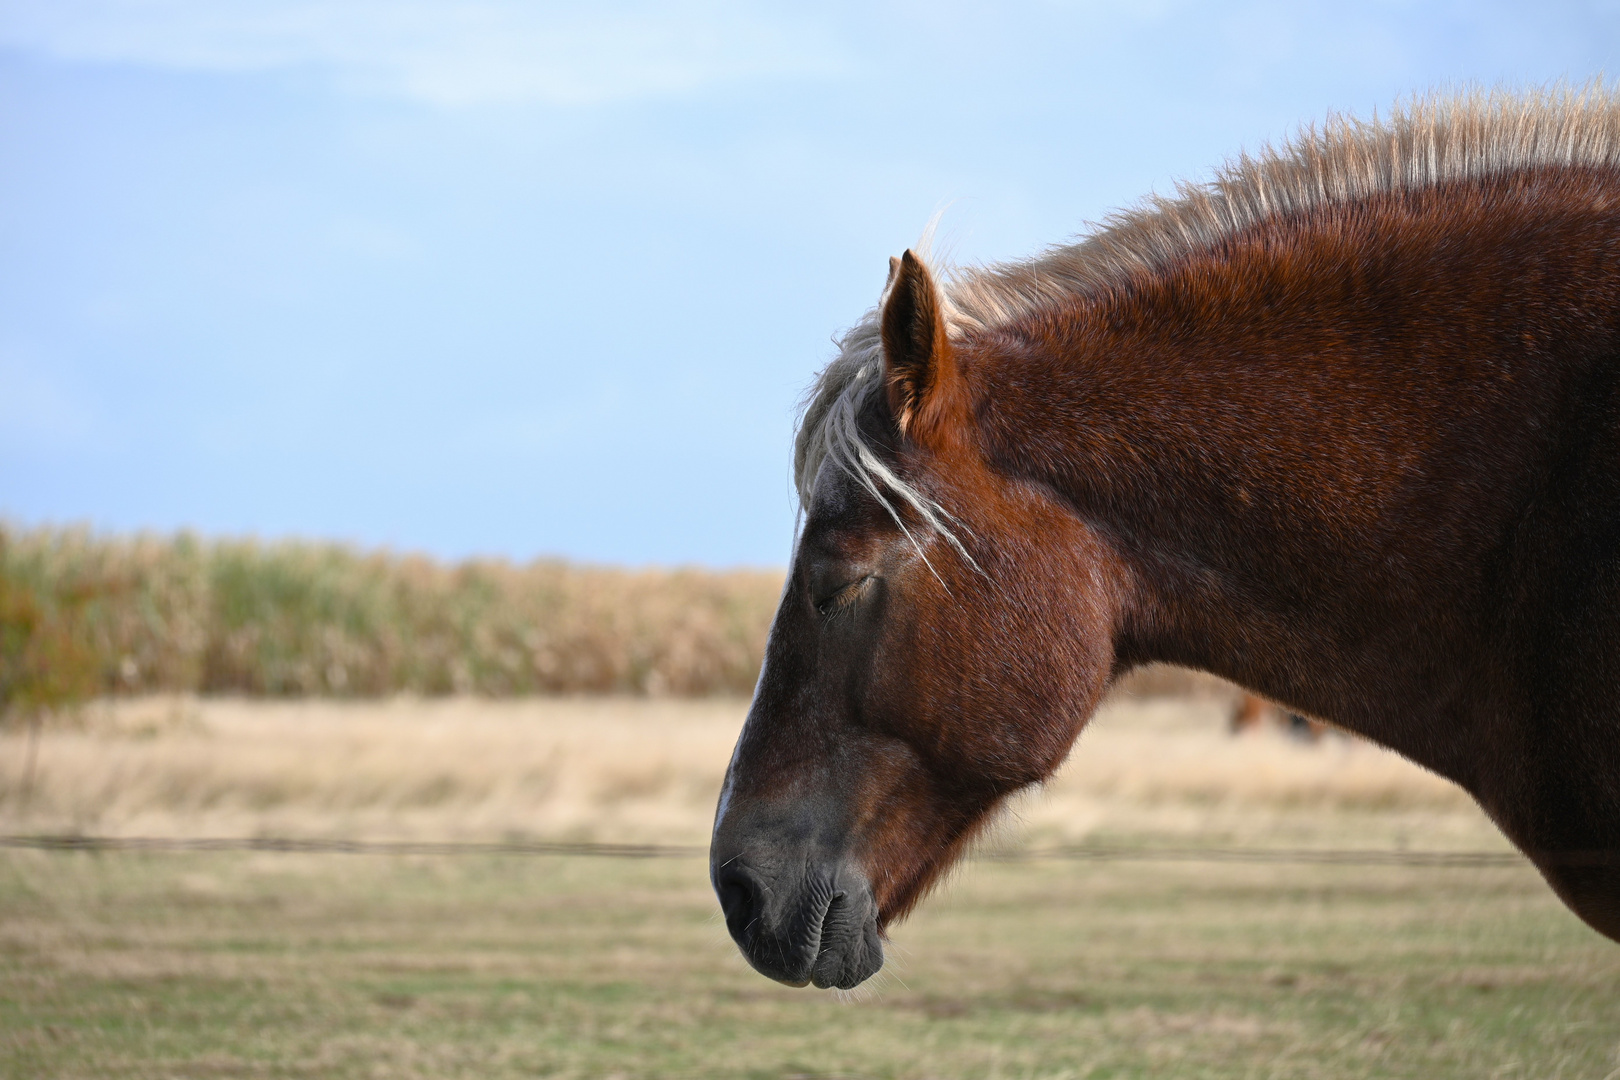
[795,83,1620,523]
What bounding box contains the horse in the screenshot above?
[711,88,1620,990]
[1230,692,1329,740]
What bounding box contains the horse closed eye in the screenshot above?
[815,576,875,617]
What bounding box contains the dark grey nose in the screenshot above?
[714,862,767,950]
[711,857,885,989]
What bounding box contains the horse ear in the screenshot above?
[881,250,953,439]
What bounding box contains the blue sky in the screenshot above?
[2,2,1616,566]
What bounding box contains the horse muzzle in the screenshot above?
[712,854,884,989]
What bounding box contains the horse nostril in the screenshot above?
[715,864,761,942]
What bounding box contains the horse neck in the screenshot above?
[967,178,1620,743]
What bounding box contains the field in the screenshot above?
[2,694,1618,1078]
[0,691,1496,850]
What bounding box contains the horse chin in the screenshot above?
[808,892,885,989]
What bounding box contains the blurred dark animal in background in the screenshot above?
[1230,693,1330,741]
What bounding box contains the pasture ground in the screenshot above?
[1,695,1616,1077]
[2,848,1616,1079]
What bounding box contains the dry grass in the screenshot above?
[0,693,1505,855]
[0,696,741,845]
[1012,692,1494,855]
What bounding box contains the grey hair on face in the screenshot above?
[792,308,976,578]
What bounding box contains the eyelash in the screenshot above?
[816,576,874,620]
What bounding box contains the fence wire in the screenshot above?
[0,834,1525,867]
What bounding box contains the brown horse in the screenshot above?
[711,88,1620,989]
[1231,692,1329,739]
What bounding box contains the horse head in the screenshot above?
[709,252,1125,988]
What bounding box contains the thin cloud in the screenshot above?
[0,0,845,106]
[0,345,100,450]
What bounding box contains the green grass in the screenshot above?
[1,850,1616,1079]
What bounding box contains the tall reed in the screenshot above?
[0,525,782,716]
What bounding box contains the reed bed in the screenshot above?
[0,525,782,710]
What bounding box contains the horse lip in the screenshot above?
[755,889,840,988]
[808,888,883,990]
[804,893,846,987]
[738,883,880,990]
[806,890,844,967]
